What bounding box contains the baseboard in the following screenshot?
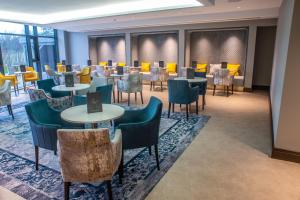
[243,87,252,92]
[271,148,300,163]
[269,94,300,164]
[252,85,270,90]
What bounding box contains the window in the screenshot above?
[0,21,25,35]
[0,21,58,79]
[0,35,28,74]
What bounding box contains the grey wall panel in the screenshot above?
[253,26,277,86]
[89,38,98,65]
[96,36,126,63]
[137,33,178,65]
[190,29,248,75]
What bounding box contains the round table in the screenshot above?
[174,77,207,83]
[52,83,90,94]
[61,104,125,127]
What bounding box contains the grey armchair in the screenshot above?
[57,128,122,200]
[117,72,143,106]
[213,68,233,97]
[0,80,14,119]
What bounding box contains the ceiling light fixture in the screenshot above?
[0,0,202,24]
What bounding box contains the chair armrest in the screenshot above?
[114,109,144,125]
[118,120,152,133]
[189,86,199,101]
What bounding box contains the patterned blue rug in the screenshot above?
[0,101,210,200]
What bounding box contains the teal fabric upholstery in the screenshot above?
[191,81,207,110]
[25,99,83,170]
[114,96,163,170]
[96,84,113,104]
[37,79,69,98]
[167,80,199,119]
[73,95,87,106]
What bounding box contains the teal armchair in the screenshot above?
[114,96,163,171]
[167,79,199,119]
[37,79,69,98]
[25,99,83,170]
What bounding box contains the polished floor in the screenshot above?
[1,86,300,200]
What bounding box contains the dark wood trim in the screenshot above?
[252,85,270,90]
[271,148,300,164]
[269,93,300,164]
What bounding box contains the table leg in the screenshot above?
[92,123,98,128]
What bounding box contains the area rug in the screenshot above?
[0,101,210,200]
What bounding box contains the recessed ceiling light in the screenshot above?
[0,0,202,24]
[237,6,241,9]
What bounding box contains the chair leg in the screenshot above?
[64,182,70,200]
[118,151,124,184]
[121,92,123,101]
[135,92,137,102]
[10,105,14,119]
[172,103,175,113]
[128,93,130,106]
[232,84,234,94]
[227,86,229,97]
[54,150,57,155]
[14,86,17,96]
[117,91,120,103]
[161,81,163,92]
[168,102,171,118]
[213,85,216,96]
[154,145,160,170]
[35,146,39,170]
[106,180,113,200]
[202,95,205,110]
[186,104,189,120]
[140,92,144,104]
[148,146,152,155]
[196,99,199,115]
[150,81,152,91]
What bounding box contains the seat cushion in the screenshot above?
[227,64,240,76]
[99,61,108,66]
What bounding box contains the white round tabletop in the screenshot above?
[61,104,125,124]
[52,83,90,92]
[174,77,207,83]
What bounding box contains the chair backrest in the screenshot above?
[168,80,191,104]
[213,68,232,86]
[24,67,36,78]
[150,67,160,81]
[57,128,114,182]
[0,80,11,106]
[142,96,163,122]
[37,79,56,94]
[27,88,48,102]
[96,84,113,104]
[25,99,60,125]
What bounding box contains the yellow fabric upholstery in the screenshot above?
[166,63,177,73]
[99,61,108,66]
[45,65,50,71]
[24,67,39,82]
[141,62,151,72]
[0,73,18,86]
[78,67,91,84]
[227,64,240,76]
[195,64,207,73]
[57,64,66,73]
[117,62,126,67]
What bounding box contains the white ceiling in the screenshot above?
[0,0,282,32]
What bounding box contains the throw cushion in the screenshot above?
[195,64,207,73]
[166,63,177,73]
[227,64,240,76]
[141,62,151,72]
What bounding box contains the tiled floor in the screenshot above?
[1,85,300,200]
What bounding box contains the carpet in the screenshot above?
[0,101,210,200]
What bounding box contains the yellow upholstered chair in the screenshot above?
[57,64,66,73]
[117,62,126,67]
[24,67,39,86]
[99,61,108,66]
[227,64,240,76]
[166,63,177,74]
[0,73,19,95]
[77,67,91,84]
[141,62,151,72]
[195,64,207,73]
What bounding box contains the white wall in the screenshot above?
[271,0,300,152]
[270,0,294,142]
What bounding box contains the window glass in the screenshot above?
[0,34,28,74]
[38,37,56,74]
[0,21,25,34]
[28,25,35,35]
[37,26,54,36]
